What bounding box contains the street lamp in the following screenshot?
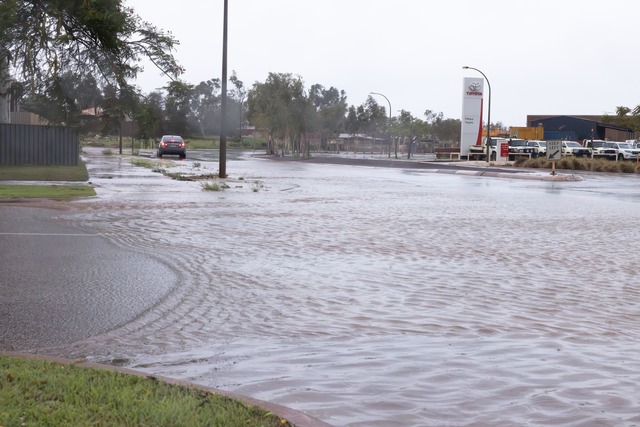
[462,66,491,163]
[370,92,393,158]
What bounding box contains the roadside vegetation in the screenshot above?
[0,164,89,181]
[513,156,640,174]
[130,158,263,192]
[0,355,292,427]
[0,184,95,199]
[0,163,95,199]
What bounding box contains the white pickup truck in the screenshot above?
[584,140,617,159]
[468,137,508,161]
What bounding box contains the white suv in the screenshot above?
[606,142,639,161]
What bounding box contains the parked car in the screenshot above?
[561,141,590,157]
[585,140,616,159]
[526,140,546,157]
[605,141,639,161]
[625,139,640,149]
[157,135,186,159]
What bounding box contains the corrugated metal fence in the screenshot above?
[0,124,79,166]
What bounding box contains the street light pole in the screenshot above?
[370,92,392,158]
[462,66,491,163]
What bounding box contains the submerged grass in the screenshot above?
[200,180,229,191]
[0,355,292,427]
[130,158,219,182]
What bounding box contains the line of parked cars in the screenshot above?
[469,138,640,161]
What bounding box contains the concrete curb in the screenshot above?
[1,351,333,427]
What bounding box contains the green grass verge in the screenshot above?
[0,185,96,199]
[0,356,291,427]
[0,163,95,199]
[0,164,89,181]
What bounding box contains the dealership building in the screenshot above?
[526,115,637,142]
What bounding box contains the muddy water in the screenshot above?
[54,149,640,426]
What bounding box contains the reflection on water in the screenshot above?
[53,150,640,426]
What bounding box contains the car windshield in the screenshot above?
[618,143,633,149]
[565,142,581,148]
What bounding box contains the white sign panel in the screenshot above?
[460,78,484,156]
[547,141,562,160]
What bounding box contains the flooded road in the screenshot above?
[42,149,640,425]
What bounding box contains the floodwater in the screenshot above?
[45,149,640,426]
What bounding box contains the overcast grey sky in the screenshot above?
[125,0,639,127]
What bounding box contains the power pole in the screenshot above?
[219,0,228,178]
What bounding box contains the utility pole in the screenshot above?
[219,0,228,178]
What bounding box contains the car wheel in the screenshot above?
[618,154,624,161]
[157,151,162,158]
[179,154,186,160]
[490,152,496,161]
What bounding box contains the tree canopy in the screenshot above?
[0,0,182,123]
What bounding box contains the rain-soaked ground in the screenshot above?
[35,148,640,426]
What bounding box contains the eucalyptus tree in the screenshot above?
[100,82,143,152]
[163,80,193,136]
[134,91,164,143]
[395,110,429,159]
[190,78,221,136]
[308,84,347,150]
[431,118,461,145]
[344,105,360,136]
[246,72,309,156]
[229,71,246,140]
[0,0,182,123]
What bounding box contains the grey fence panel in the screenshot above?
[0,124,79,166]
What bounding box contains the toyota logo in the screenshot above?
[468,81,482,91]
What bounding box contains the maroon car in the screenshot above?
[157,135,186,159]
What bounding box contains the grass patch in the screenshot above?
[130,158,158,169]
[0,163,95,199]
[0,355,292,427]
[0,184,96,199]
[201,180,229,191]
[0,164,90,181]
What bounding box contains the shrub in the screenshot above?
[201,180,229,191]
[619,161,637,173]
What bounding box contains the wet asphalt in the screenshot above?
[0,205,177,352]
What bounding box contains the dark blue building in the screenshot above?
[527,115,635,141]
